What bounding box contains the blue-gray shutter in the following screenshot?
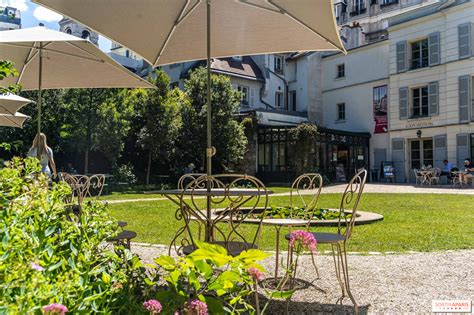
[458,23,472,59]
[428,81,439,116]
[399,87,408,119]
[391,138,406,183]
[433,134,447,169]
[396,41,407,73]
[428,32,440,66]
[459,75,471,123]
[456,133,470,168]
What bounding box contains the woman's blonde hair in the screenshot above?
[31,133,49,158]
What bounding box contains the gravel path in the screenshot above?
[131,244,474,314]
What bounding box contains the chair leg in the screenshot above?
[331,244,345,298]
[338,242,359,314]
[274,226,281,280]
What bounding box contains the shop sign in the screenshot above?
[405,120,433,129]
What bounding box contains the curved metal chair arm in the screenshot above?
[290,173,323,222]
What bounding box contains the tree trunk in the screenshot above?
[146,150,152,185]
[84,90,94,174]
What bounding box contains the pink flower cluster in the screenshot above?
[248,267,264,282]
[31,262,45,272]
[289,230,317,251]
[42,303,68,315]
[185,300,208,315]
[143,299,162,314]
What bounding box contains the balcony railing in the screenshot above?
[409,57,429,70]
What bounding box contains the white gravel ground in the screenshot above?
[131,243,474,314]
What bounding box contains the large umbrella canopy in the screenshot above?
[0,27,155,90]
[32,0,345,66]
[0,112,29,128]
[0,94,34,115]
[0,27,155,134]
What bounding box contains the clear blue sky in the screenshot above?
[1,0,111,52]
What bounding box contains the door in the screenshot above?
[409,138,433,181]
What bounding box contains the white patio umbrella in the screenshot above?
[0,112,30,128]
[0,27,155,134]
[0,93,34,115]
[32,1,345,170]
[34,0,345,241]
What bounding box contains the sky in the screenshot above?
[1,0,111,52]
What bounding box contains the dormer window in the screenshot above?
[81,30,90,40]
[274,55,284,74]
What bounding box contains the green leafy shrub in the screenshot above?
[0,157,148,313]
[151,241,270,314]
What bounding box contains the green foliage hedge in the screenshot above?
[0,158,147,313]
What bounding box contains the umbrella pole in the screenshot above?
[37,43,43,137]
[205,0,213,242]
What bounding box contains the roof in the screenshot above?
[180,56,264,81]
[389,0,471,28]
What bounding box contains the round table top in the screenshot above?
[154,188,273,196]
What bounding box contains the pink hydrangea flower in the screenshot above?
[185,300,208,315]
[31,262,45,271]
[248,267,264,281]
[143,299,162,314]
[42,303,68,315]
[289,230,317,251]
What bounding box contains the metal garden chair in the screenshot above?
[177,174,269,257]
[285,169,367,313]
[263,173,323,281]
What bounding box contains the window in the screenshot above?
[410,139,433,169]
[81,30,90,40]
[275,92,284,108]
[125,50,130,58]
[380,0,398,6]
[410,39,429,70]
[336,64,345,78]
[65,28,72,34]
[274,55,284,74]
[289,91,297,111]
[337,103,346,121]
[237,85,249,106]
[411,86,429,118]
[351,0,366,15]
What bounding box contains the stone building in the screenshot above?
[0,6,21,31]
[59,17,98,45]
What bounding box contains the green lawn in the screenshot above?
[100,186,291,201]
[108,193,474,253]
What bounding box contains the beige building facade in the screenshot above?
[388,0,474,182]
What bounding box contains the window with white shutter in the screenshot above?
[458,23,472,59]
[396,41,407,73]
[428,32,440,66]
[458,75,471,123]
[428,81,439,116]
[399,87,408,119]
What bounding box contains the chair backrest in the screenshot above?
[432,168,441,177]
[290,173,323,220]
[180,174,268,254]
[59,172,90,205]
[86,174,106,198]
[177,173,206,189]
[338,169,367,240]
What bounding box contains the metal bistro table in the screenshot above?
[151,186,272,255]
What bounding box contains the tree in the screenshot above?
[177,67,247,173]
[136,70,183,184]
[0,60,20,94]
[288,123,319,174]
[61,88,134,173]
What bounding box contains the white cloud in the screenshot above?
[0,0,29,12]
[33,6,62,22]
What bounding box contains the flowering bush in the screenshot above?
[289,230,317,253]
[151,241,269,314]
[0,158,148,313]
